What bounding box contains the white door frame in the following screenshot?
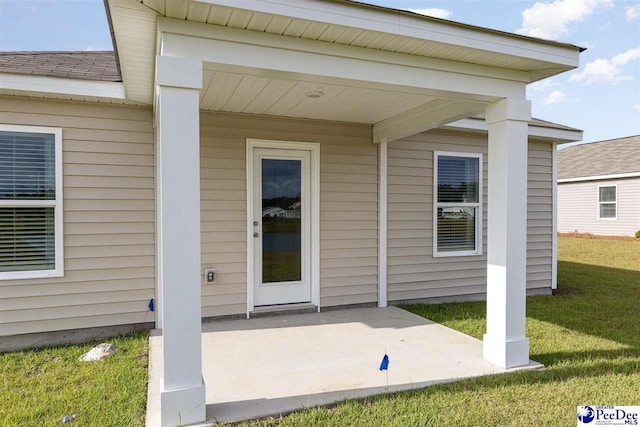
[246,139,320,317]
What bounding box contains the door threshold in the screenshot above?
[251,303,317,318]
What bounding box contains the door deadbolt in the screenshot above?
[253,221,259,226]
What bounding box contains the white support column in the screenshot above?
[378,141,388,308]
[155,55,206,427]
[483,98,531,369]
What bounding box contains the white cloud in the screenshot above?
[635,103,640,112]
[626,4,640,21]
[407,8,453,19]
[518,0,613,40]
[530,78,559,91]
[543,90,569,104]
[570,47,640,83]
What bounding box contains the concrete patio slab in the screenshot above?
[146,306,542,426]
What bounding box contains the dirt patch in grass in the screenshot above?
[559,232,639,241]
[552,286,583,295]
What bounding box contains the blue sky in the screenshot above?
[0,0,638,145]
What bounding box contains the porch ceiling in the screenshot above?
[199,68,436,124]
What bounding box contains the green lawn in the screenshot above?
[0,332,149,426]
[244,236,640,426]
[2,236,639,426]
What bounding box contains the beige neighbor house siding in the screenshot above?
[386,130,553,302]
[199,112,377,317]
[0,97,156,336]
[558,178,640,236]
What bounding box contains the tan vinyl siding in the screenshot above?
[0,97,155,336]
[199,112,377,317]
[558,178,640,236]
[526,141,553,288]
[387,130,553,302]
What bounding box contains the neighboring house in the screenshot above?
[0,1,584,425]
[558,136,640,236]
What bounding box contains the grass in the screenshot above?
[241,236,640,426]
[263,250,301,282]
[0,332,149,426]
[2,236,639,426]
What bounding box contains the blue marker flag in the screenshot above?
[148,298,155,312]
[379,354,389,371]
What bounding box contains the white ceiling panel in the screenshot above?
[199,69,435,124]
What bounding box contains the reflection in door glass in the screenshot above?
[261,159,302,283]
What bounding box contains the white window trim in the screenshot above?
[0,124,64,280]
[433,151,483,257]
[597,184,617,221]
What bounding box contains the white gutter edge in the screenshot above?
[558,172,640,183]
[0,72,126,100]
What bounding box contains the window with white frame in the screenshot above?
[434,152,482,256]
[598,185,617,220]
[0,125,63,279]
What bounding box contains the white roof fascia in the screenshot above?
[443,118,583,142]
[0,73,126,100]
[196,0,581,68]
[558,172,640,183]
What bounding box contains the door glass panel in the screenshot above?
[261,159,302,283]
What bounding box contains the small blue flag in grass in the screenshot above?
[379,354,389,371]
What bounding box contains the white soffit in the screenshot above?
[200,69,435,123]
[109,0,582,104]
[144,0,581,72]
[108,0,159,104]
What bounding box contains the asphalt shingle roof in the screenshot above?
[558,135,640,179]
[0,51,120,82]
[470,114,580,131]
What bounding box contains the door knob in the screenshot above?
[253,232,259,238]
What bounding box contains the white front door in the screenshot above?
[251,147,312,306]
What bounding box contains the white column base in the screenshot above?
[160,379,206,427]
[483,334,530,368]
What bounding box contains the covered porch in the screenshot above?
[107,1,582,425]
[146,306,542,425]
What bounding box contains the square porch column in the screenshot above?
[155,56,206,426]
[483,98,531,369]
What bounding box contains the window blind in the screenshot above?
[598,186,616,219]
[0,207,55,272]
[599,186,616,203]
[0,130,57,274]
[0,131,55,200]
[437,156,479,203]
[437,207,476,252]
[436,155,480,254]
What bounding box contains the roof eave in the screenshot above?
[444,117,583,142]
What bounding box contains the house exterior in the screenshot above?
[558,135,640,237]
[0,1,584,425]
